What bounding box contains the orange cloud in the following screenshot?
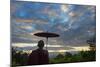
[16,19,33,23]
[15,18,48,24]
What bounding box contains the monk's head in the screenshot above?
[37,40,44,49]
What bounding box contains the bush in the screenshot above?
[50,50,96,64]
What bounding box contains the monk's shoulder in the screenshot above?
[31,50,38,54]
[43,50,48,53]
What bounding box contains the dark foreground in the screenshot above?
[11,48,96,67]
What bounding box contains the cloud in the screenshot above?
[15,18,48,24]
[11,1,96,46]
[20,25,33,30]
[60,4,69,13]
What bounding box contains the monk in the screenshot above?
[28,40,49,65]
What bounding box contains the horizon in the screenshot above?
[12,43,90,52]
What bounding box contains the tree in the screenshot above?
[56,53,64,59]
[87,37,96,51]
[65,52,72,57]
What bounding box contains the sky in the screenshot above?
[11,1,96,48]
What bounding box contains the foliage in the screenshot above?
[50,50,96,64]
[12,48,29,66]
[12,38,96,66]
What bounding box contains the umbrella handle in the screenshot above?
[46,37,48,50]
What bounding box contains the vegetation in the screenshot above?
[49,50,95,64]
[12,49,95,66]
[49,37,96,64]
[11,38,96,66]
[11,48,29,66]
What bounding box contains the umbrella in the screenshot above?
[34,32,60,49]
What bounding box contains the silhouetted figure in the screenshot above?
[28,40,49,65]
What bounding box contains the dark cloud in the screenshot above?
[11,1,96,46]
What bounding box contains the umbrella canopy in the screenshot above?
[34,32,59,38]
[34,32,60,49]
